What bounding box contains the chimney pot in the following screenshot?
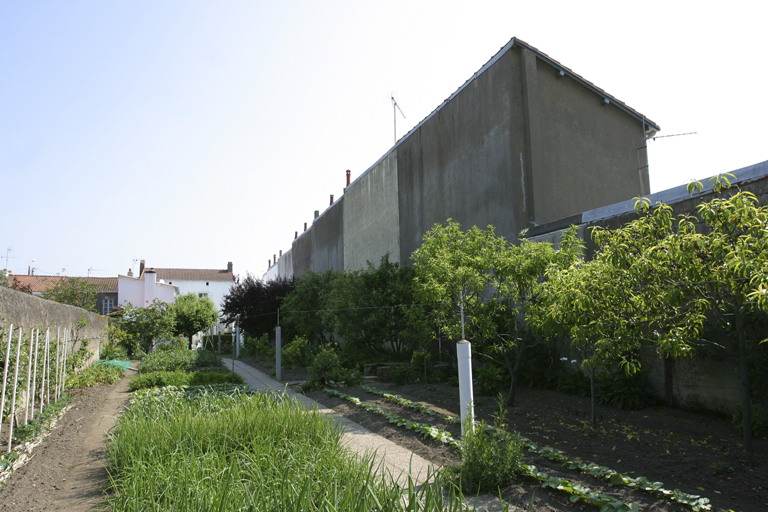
[268,260,271,268]
[279,250,282,257]
[304,222,307,231]
[314,210,319,219]
[273,254,276,264]
[295,231,298,239]
[330,194,334,205]
[346,169,351,186]
[227,261,233,273]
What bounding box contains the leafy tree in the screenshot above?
[412,220,583,404]
[221,275,294,340]
[281,269,338,345]
[169,292,219,349]
[40,276,98,312]
[590,183,768,464]
[112,300,175,355]
[0,270,12,288]
[327,254,424,360]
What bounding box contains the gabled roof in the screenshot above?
[141,268,235,282]
[348,37,660,191]
[13,275,118,293]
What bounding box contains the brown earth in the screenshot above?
[0,371,135,512]
[240,357,767,512]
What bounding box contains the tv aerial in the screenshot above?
[391,94,406,145]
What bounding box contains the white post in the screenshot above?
[42,329,50,410]
[8,327,23,452]
[457,340,475,437]
[235,324,240,359]
[0,324,14,444]
[55,327,61,401]
[275,326,282,382]
[30,329,39,420]
[25,329,34,424]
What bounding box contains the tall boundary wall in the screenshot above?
[0,286,107,369]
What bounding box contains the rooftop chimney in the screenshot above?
[346,169,351,186]
[304,222,307,231]
[279,250,282,257]
[139,259,145,277]
[127,268,133,277]
[314,210,319,219]
[273,254,277,264]
[295,231,298,239]
[268,260,271,268]
[330,194,334,205]
[227,261,233,273]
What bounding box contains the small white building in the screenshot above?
[118,269,179,307]
[137,260,235,311]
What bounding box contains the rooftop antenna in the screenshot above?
[87,266,104,277]
[5,247,12,270]
[391,94,406,145]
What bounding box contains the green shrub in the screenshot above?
[282,335,314,368]
[101,342,128,361]
[732,403,766,437]
[411,349,433,384]
[138,348,220,374]
[67,363,124,389]
[474,365,504,396]
[443,397,523,493]
[243,333,274,359]
[129,370,244,391]
[555,369,591,396]
[389,364,413,386]
[308,346,345,386]
[595,367,656,410]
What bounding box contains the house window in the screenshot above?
[102,298,114,315]
[198,293,208,298]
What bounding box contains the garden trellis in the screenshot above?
[0,323,71,452]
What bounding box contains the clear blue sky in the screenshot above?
[2,0,767,280]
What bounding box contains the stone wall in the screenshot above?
[0,286,107,368]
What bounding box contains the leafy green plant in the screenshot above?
[596,367,656,410]
[389,364,414,386]
[282,335,314,367]
[555,369,591,397]
[307,346,345,386]
[129,370,243,391]
[411,349,433,384]
[66,363,124,389]
[474,364,504,396]
[137,348,219,374]
[444,397,523,493]
[709,461,733,476]
[101,341,128,361]
[732,403,766,437]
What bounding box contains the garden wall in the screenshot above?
[0,286,106,368]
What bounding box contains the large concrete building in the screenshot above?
[265,37,660,280]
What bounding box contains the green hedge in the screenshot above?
[137,349,220,374]
[129,370,244,391]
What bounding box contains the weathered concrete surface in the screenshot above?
[0,287,106,366]
[344,151,401,270]
[311,197,344,273]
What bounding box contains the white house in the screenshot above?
[118,269,179,307]
[137,260,235,312]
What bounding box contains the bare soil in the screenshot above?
[0,371,135,512]
[240,358,766,512]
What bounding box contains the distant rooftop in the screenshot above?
[12,275,118,293]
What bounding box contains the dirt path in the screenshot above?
[0,371,135,512]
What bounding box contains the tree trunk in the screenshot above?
[589,367,597,428]
[735,309,755,465]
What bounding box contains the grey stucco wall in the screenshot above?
[344,151,401,270]
[292,226,314,278]
[525,47,648,225]
[398,48,527,264]
[311,197,344,273]
[0,286,107,367]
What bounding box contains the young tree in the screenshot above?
[328,254,423,359]
[40,277,98,312]
[281,269,339,345]
[591,185,768,464]
[221,275,294,339]
[170,293,219,349]
[113,300,175,355]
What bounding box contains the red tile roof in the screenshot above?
[141,268,235,282]
[12,275,119,293]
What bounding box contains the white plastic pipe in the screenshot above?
[457,340,475,437]
[8,327,23,452]
[275,326,282,382]
[0,324,14,444]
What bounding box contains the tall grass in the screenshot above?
[106,385,478,511]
